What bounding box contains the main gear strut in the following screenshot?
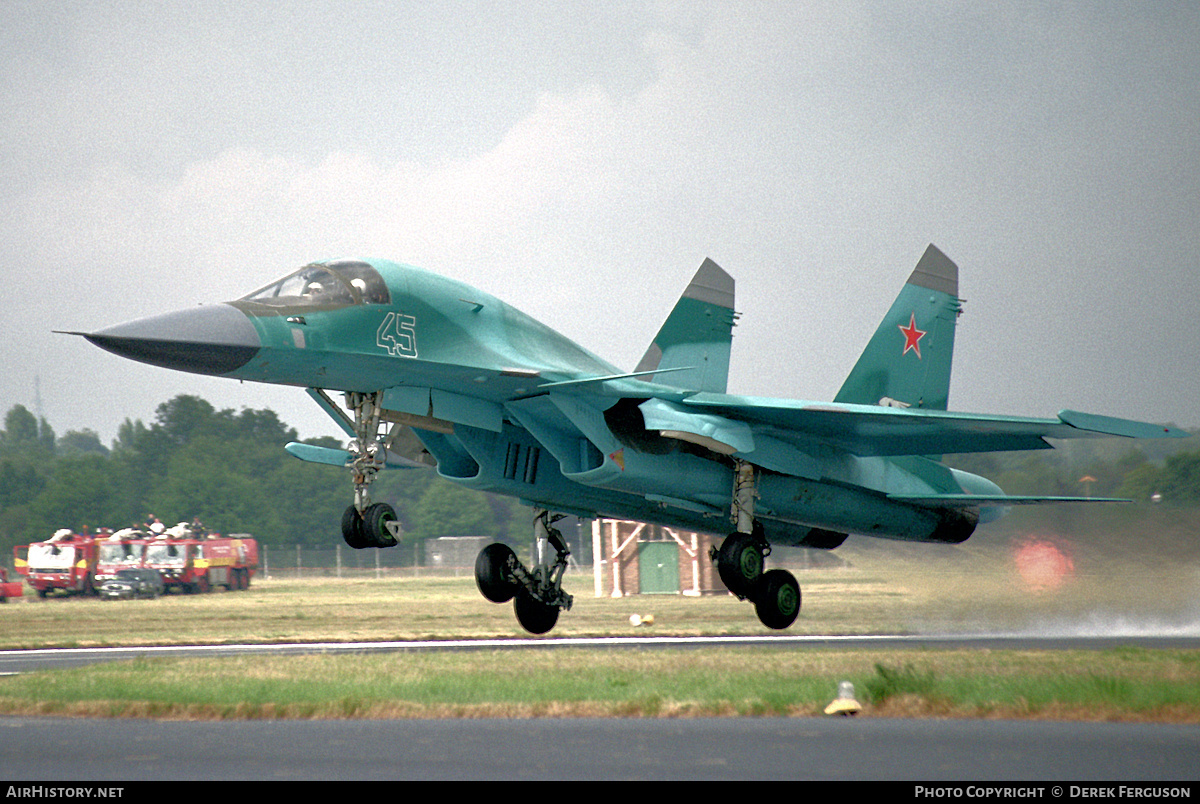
[474,509,574,634]
[710,460,801,629]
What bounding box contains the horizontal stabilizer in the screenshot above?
[1058,409,1187,439]
[683,393,1187,457]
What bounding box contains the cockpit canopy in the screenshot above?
[240,260,391,309]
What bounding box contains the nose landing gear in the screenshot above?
[475,510,574,634]
[339,390,402,549]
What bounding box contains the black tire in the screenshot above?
[363,503,399,548]
[718,532,764,597]
[341,505,370,549]
[754,569,801,630]
[513,592,559,634]
[475,543,519,603]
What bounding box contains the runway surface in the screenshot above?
[1,635,1198,781]
[4,633,1199,673]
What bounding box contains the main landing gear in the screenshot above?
[340,391,402,550]
[711,461,802,630]
[475,510,574,634]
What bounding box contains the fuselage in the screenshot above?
[86,258,1004,547]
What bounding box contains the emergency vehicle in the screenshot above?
[0,567,22,602]
[13,530,101,597]
[94,529,152,585]
[143,527,258,593]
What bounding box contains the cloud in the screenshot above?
[2,3,1197,445]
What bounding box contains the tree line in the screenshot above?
[1,395,1196,558]
[0,395,530,557]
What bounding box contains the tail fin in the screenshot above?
[834,244,962,410]
[634,258,736,393]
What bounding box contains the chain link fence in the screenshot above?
[260,536,510,579]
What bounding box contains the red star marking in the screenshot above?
[898,313,926,359]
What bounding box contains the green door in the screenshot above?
[638,541,679,594]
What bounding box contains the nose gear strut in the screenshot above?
[340,390,400,549]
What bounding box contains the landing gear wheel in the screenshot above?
[475,543,519,603]
[341,505,369,549]
[514,592,559,635]
[718,531,764,598]
[754,569,801,630]
[362,503,399,548]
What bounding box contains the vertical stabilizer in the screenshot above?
[634,258,736,393]
[834,244,962,410]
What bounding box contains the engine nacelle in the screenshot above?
[924,509,978,544]
[795,527,848,550]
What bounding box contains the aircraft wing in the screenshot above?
[681,394,1187,457]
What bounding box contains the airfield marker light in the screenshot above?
[629,614,642,627]
[824,681,862,716]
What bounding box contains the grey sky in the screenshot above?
[2,1,1197,445]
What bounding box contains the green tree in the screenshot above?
[407,480,492,541]
[57,429,109,458]
[27,454,124,535]
[1,405,54,457]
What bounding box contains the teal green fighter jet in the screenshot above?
[78,246,1186,633]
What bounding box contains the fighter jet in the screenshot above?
[74,246,1185,633]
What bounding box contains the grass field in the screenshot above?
[2,509,1198,722]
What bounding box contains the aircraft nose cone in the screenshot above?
[84,303,261,376]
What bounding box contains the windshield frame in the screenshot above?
[237,260,391,312]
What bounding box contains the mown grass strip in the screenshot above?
[0,648,1197,723]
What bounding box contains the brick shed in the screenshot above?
[591,519,725,598]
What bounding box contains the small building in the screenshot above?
[591,520,723,598]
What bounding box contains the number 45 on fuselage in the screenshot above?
[72,246,1186,634]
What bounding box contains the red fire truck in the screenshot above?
[0,567,22,602]
[94,529,152,586]
[13,530,102,597]
[143,532,258,594]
